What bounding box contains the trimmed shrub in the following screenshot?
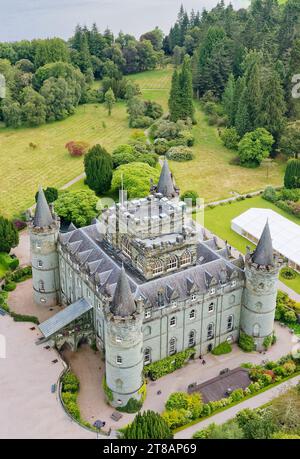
[65,141,89,157]
[262,186,278,203]
[281,267,297,280]
[179,130,195,147]
[144,348,195,380]
[284,158,300,189]
[238,332,255,352]
[10,312,39,324]
[166,146,194,162]
[61,372,80,393]
[212,341,232,355]
[9,258,19,271]
[130,115,153,129]
[117,398,142,413]
[3,282,17,292]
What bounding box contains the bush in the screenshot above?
[238,332,255,352]
[162,408,191,430]
[179,131,195,147]
[166,146,194,162]
[238,128,274,166]
[283,309,297,323]
[7,266,32,283]
[154,138,169,155]
[262,186,278,203]
[111,162,160,199]
[62,372,80,393]
[230,388,244,402]
[220,128,240,150]
[121,410,173,439]
[281,267,297,280]
[130,115,153,129]
[10,312,39,324]
[180,190,199,206]
[165,392,202,419]
[9,258,19,271]
[0,216,19,253]
[144,348,195,380]
[150,120,180,140]
[212,341,232,355]
[117,398,142,413]
[35,186,58,204]
[3,282,17,292]
[84,144,113,195]
[102,375,113,402]
[65,141,89,157]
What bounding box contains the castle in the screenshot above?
[30,160,280,408]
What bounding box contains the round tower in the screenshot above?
[104,265,144,408]
[240,221,280,351]
[29,187,60,307]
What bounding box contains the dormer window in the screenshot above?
[231,280,236,287]
[157,292,164,308]
[171,300,177,308]
[210,287,215,295]
[145,310,151,319]
[191,294,196,301]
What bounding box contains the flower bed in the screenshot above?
[144,348,195,381]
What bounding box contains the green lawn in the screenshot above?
[200,195,300,294]
[0,66,286,219]
[169,106,285,203]
[0,252,12,278]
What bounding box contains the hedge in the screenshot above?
[144,348,195,381]
[212,341,232,355]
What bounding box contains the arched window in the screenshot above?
[144,326,151,337]
[152,259,164,276]
[207,323,214,340]
[144,348,151,365]
[189,309,196,320]
[121,237,131,259]
[170,316,176,327]
[116,355,123,364]
[188,330,196,347]
[227,314,233,331]
[115,379,123,391]
[253,323,260,337]
[180,250,192,267]
[169,337,177,355]
[166,255,178,271]
[39,280,45,292]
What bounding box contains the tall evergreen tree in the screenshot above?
[0,216,19,253]
[258,68,286,143]
[179,55,195,121]
[235,79,251,137]
[168,69,181,121]
[222,73,236,125]
[84,145,113,195]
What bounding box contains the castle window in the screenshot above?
[210,287,216,295]
[157,292,164,308]
[166,255,178,271]
[144,348,151,365]
[39,280,45,292]
[38,260,43,268]
[152,259,164,276]
[169,337,177,355]
[36,242,41,249]
[191,294,196,301]
[180,250,192,267]
[208,302,214,313]
[121,237,131,259]
[116,356,123,365]
[145,310,151,319]
[188,330,196,347]
[227,314,233,331]
[253,323,260,337]
[231,280,236,287]
[207,323,214,340]
[40,298,46,304]
[189,309,196,320]
[116,379,123,391]
[170,316,176,327]
[171,300,177,308]
[116,335,122,343]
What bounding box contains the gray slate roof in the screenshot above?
[33,186,54,228]
[110,265,137,317]
[157,159,177,198]
[252,220,274,266]
[39,298,92,338]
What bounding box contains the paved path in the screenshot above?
[175,374,300,439]
[60,172,86,190]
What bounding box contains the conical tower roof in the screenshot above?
[110,265,136,317]
[252,220,274,266]
[157,159,177,198]
[33,186,54,228]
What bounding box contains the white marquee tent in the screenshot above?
[231,208,300,272]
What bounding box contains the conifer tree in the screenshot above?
[222,73,236,125]
[179,55,195,121]
[84,144,113,195]
[168,69,181,121]
[235,80,251,137]
[0,216,19,253]
[121,410,173,439]
[284,158,300,189]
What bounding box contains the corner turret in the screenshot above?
[104,266,144,408]
[240,221,280,351]
[29,187,60,307]
[151,159,179,199]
